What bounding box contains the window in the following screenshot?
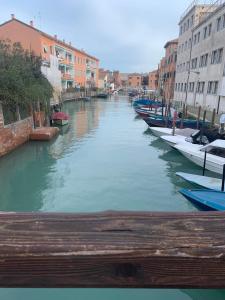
[181,83,183,92]
[199,53,208,67]
[207,81,219,94]
[217,17,222,31]
[197,82,205,93]
[186,61,190,71]
[197,31,201,42]
[43,45,48,53]
[188,38,192,49]
[184,83,187,92]
[211,48,223,64]
[203,26,207,39]
[191,15,194,27]
[191,57,198,69]
[208,23,212,36]
[189,82,195,92]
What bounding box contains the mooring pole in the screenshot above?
[222,165,225,192]
[203,151,207,176]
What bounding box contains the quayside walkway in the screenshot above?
[0,211,225,288]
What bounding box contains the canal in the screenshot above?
[0,96,224,299]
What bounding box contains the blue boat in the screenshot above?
[133,99,162,107]
[143,115,208,129]
[180,189,225,211]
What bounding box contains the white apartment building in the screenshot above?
[174,0,225,113]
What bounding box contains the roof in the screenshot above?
[164,38,178,49]
[0,18,99,61]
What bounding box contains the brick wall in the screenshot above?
[0,106,33,157]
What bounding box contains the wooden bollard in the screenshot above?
[197,106,201,129]
[211,108,216,128]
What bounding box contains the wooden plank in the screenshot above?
[0,211,225,288]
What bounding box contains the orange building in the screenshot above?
[0,15,99,92]
[163,39,178,102]
[128,73,142,88]
[148,70,158,91]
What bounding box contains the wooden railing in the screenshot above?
[0,211,225,288]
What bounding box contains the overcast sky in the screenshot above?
[1,0,190,72]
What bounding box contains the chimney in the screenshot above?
[30,20,34,27]
[63,39,65,43]
[54,34,57,40]
[11,14,15,19]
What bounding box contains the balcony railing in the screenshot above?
[62,73,73,80]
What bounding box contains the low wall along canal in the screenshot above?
[0,105,33,157]
[0,97,225,299]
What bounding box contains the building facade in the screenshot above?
[0,16,99,103]
[174,1,225,112]
[128,73,142,88]
[148,70,158,91]
[163,39,178,102]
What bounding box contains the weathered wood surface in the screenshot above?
[0,211,225,288]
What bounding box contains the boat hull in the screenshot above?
[175,146,225,174]
[144,117,207,129]
[53,119,69,126]
[180,189,225,211]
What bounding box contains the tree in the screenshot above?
[0,40,53,114]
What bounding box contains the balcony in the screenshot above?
[62,73,73,80]
[59,58,74,66]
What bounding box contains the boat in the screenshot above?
[133,99,162,107]
[143,115,208,129]
[176,172,222,190]
[97,93,108,98]
[150,127,196,138]
[134,106,174,118]
[51,112,69,126]
[160,129,210,147]
[174,140,225,174]
[180,189,225,211]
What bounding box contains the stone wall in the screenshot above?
[0,106,33,157]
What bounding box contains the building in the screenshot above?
[98,69,108,89]
[128,73,142,88]
[120,73,129,88]
[148,70,158,91]
[163,39,178,102]
[0,15,99,103]
[174,0,225,112]
[157,57,166,98]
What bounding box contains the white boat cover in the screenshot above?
[176,172,222,190]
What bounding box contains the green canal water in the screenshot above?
[0,96,224,299]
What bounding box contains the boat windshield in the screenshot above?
[208,147,225,158]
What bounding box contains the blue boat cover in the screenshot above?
[180,189,225,211]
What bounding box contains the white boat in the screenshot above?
[160,135,198,147]
[150,127,196,138]
[174,140,225,174]
[176,172,222,190]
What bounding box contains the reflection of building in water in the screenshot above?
[48,101,102,158]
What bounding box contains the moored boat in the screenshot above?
[150,127,196,138]
[51,112,70,126]
[180,189,225,211]
[174,140,225,174]
[176,172,222,190]
[144,115,208,129]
